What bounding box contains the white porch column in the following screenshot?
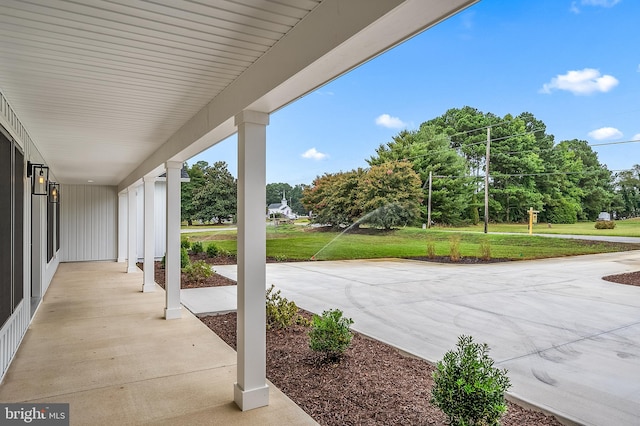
[126,186,139,273]
[142,176,156,292]
[234,110,269,411]
[117,192,127,262]
[164,161,182,319]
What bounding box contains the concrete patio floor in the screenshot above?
[0,262,316,425]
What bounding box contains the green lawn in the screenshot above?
[442,218,640,237]
[181,224,640,261]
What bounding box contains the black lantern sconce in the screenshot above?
[26,161,49,196]
[49,182,60,204]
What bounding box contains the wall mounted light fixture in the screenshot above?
[26,161,49,196]
[49,182,60,204]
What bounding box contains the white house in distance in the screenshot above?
[267,191,297,219]
[0,0,478,418]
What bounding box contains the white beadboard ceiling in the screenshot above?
[0,0,476,186]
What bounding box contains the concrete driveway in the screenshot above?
[199,251,640,426]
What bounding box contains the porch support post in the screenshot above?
[234,110,269,411]
[164,161,182,319]
[142,176,156,292]
[117,192,127,262]
[126,186,138,273]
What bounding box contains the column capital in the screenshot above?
[235,110,269,127]
[143,175,157,183]
[165,160,183,170]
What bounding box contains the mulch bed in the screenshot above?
[602,270,640,286]
[202,311,562,426]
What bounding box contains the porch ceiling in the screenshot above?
[0,0,477,187]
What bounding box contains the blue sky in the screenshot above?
[191,0,640,185]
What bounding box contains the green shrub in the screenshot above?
[308,309,354,360]
[191,241,204,254]
[206,243,219,257]
[479,238,491,261]
[595,220,616,229]
[180,247,190,268]
[449,235,461,262]
[274,254,288,262]
[181,238,191,249]
[426,237,436,259]
[183,260,213,284]
[266,284,301,329]
[160,254,165,268]
[431,335,511,426]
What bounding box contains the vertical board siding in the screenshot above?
[61,185,117,262]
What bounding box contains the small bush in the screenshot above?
[449,235,461,262]
[181,238,191,249]
[595,220,616,229]
[431,335,511,426]
[191,241,204,254]
[205,243,219,257]
[479,238,491,261]
[426,237,436,259]
[180,247,190,268]
[266,284,301,329]
[160,254,165,268]
[309,309,354,360]
[183,260,213,284]
[274,254,288,262]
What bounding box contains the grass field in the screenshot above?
[443,218,640,237]
[181,224,640,262]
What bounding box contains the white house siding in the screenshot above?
[60,185,117,262]
[0,90,56,380]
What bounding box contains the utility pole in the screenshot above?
[427,171,432,228]
[484,127,490,234]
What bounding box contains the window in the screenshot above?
[0,126,23,326]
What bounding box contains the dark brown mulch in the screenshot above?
[602,270,640,286]
[202,312,562,426]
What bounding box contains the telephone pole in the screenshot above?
[484,127,490,234]
[427,171,432,228]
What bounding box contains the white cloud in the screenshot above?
[581,0,620,7]
[588,127,623,140]
[540,68,618,95]
[572,0,621,13]
[633,133,640,141]
[301,148,328,160]
[375,114,407,129]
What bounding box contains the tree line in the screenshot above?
[302,106,640,227]
[180,106,640,227]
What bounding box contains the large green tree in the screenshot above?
[613,165,640,218]
[302,169,365,227]
[367,125,471,225]
[357,161,423,229]
[181,161,207,225]
[555,139,614,220]
[192,161,237,224]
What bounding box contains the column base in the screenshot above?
[234,383,269,411]
[126,265,141,273]
[164,307,182,320]
[117,257,125,263]
[142,283,156,293]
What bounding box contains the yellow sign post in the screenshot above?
[528,207,540,235]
